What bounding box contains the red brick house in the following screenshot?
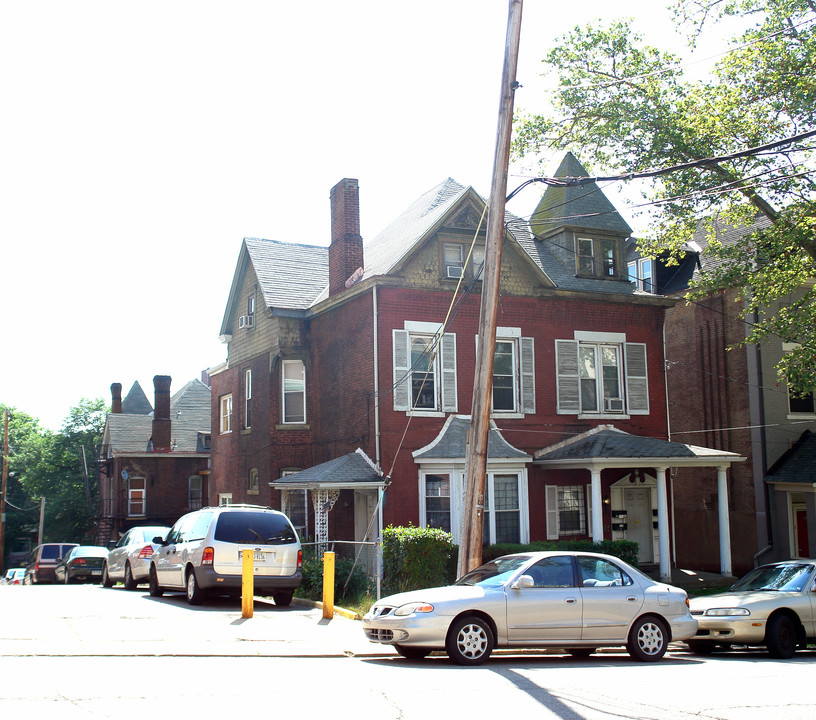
[96,375,211,545]
[210,154,743,580]
[630,216,816,571]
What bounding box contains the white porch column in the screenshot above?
[591,467,603,543]
[656,467,671,582]
[718,466,733,576]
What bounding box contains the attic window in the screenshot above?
[576,236,621,279]
[441,241,485,280]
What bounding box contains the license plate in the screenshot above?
[91,570,101,575]
[239,551,272,562]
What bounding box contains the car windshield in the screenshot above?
[731,563,815,592]
[456,555,531,587]
[214,512,297,545]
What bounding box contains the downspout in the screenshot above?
[373,285,381,468]
[663,319,677,567]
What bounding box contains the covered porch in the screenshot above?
[534,425,746,582]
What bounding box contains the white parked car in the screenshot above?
[148,505,302,606]
[102,526,170,590]
[688,560,816,658]
[363,551,697,665]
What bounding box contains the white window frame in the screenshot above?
[442,240,485,280]
[218,493,233,506]
[628,258,654,293]
[188,475,203,510]
[128,478,146,517]
[219,394,233,434]
[282,359,306,424]
[393,322,457,416]
[244,369,253,429]
[555,332,649,416]
[476,328,535,418]
[418,464,529,545]
[546,485,587,539]
[577,236,620,278]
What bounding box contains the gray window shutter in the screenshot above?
[440,333,458,413]
[393,329,411,411]
[520,337,535,414]
[625,342,649,415]
[545,485,559,540]
[555,339,580,414]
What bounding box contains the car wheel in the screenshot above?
[765,614,797,659]
[148,566,163,597]
[395,645,432,660]
[123,563,137,591]
[101,563,114,588]
[445,616,494,666]
[272,591,293,607]
[627,616,668,662]
[185,568,206,605]
[686,640,716,655]
[567,648,596,658]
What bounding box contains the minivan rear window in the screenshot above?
[214,512,297,545]
[41,545,61,560]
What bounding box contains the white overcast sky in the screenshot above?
[1,1,731,431]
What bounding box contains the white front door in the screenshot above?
[624,487,653,564]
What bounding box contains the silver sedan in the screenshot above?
[688,560,816,658]
[362,551,697,665]
[102,525,170,590]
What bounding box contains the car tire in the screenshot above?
[627,616,668,662]
[185,568,206,606]
[148,566,164,597]
[101,563,114,588]
[124,563,137,591]
[765,614,797,659]
[395,645,432,660]
[567,648,596,658]
[272,591,293,607]
[445,616,494,666]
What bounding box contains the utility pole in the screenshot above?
[458,0,524,578]
[0,409,9,573]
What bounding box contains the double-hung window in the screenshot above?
[248,468,259,494]
[424,474,451,532]
[219,394,233,434]
[483,473,521,544]
[282,360,306,424]
[485,329,535,416]
[577,236,620,279]
[244,369,252,429]
[442,240,485,280]
[128,478,146,517]
[546,485,587,538]
[627,258,654,293]
[555,333,648,416]
[393,322,457,414]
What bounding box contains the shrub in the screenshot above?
[382,525,456,594]
[296,552,371,604]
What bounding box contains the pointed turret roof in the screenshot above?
[121,381,152,415]
[531,152,633,237]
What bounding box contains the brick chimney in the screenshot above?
[329,178,363,297]
[151,375,172,452]
[111,383,122,414]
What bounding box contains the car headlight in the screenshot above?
[394,602,434,616]
[704,607,751,616]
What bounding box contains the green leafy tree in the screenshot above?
[512,0,816,392]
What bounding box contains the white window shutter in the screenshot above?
[625,342,649,414]
[440,333,458,413]
[393,329,411,411]
[520,337,535,414]
[555,340,580,414]
[546,485,559,540]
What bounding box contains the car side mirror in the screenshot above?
[153,536,165,545]
[512,575,535,590]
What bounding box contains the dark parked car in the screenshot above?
[55,546,109,584]
[24,543,79,584]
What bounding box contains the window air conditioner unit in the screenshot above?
[239,315,254,329]
[604,398,624,413]
[446,265,464,279]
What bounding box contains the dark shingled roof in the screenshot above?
[413,416,530,461]
[531,153,633,237]
[271,449,384,488]
[121,381,152,415]
[534,425,743,464]
[766,430,816,485]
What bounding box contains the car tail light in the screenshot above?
[138,545,154,559]
[73,558,87,565]
[202,547,214,565]
[297,550,302,568]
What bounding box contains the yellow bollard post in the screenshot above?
[322,551,335,619]
[242,548,254,619]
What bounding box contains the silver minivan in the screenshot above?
[148,505,302,606]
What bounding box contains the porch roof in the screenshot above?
[765,430,816,486]
[533,425,745,469]
[412,415,531,462]
[270,448,386,490]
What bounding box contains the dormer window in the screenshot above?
[442,241,485,280]
[576,236,621,279]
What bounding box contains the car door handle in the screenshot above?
[627,596,638,602]
[566,597,578,604]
